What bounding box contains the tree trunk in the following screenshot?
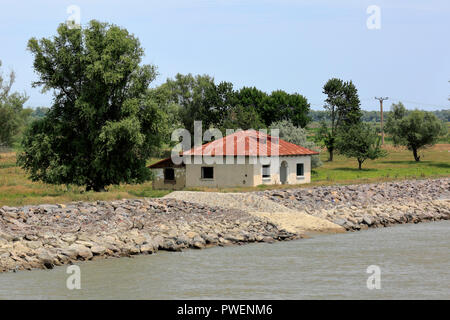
[412,148,420,162]
[328,148,334,162]
[86,183,106,192]
[358,159,363,170]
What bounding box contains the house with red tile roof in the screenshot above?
[149,129,319,189]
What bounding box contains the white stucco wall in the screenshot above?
[253,155,311,186]
[183,155,311,188]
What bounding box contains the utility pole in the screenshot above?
[374,97,388,144]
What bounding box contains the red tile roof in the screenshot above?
[183,129,318,156]
[149,130,318,168]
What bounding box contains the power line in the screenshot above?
[361,97,448,109]
[388,98,449,109]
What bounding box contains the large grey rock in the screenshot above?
[362,215,373,226]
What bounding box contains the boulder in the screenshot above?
[37,248,56,269]
[362,215,373,226]
[139,243,155,254]
[72,245,93,260]
[91,245,107,256]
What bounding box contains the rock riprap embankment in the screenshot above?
[1,178,448,273]
[256,178,450,231]
[0,198,296,272]
[164,192,345,234]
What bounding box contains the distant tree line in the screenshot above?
[309,109,450,123]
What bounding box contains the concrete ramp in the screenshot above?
[163,191,345,235]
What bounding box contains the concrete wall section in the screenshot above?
[152,168,186,190]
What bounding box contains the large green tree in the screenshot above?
[18,21,166,191]
[318,78,362,161]
[0,60,29,148]
[385,108,446,161]
[162,73,220,134]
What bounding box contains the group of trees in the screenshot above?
[3,20,448,190]
[151,73,312,135]
[315,80,447,168]
[313,78,387,169]
[309,109,450,123]
[14,20,316,191]
[316,82,446,168]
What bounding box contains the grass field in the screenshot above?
[0,153,170,207]
[0,143,449,207]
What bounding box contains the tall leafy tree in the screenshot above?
[287,93,312,128]
[385,109,446,161]
[163,74,238,134]
[336,123,387,170]
[163,73,218,134]
[18,21,166,191]
[264,90,311,127]
[207,81,236,129]
[0,60,29,148]
[318,78,362,161]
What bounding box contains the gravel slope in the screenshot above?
[164,192,345,234]
[165,178,450,233]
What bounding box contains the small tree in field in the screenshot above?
[18,21,167,191]
[386,109,446,161]
[336,123,387,170]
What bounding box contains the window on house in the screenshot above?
[201,167,214,179]
[164,168,175,181]
[262,165,271,179]
[296,163,304,177]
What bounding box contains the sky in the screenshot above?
[0,0,449,111]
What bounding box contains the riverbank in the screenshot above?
[257,177,450,231]
[0,198,296,272]
[2,221,449,299]
[0,178,449,273]
[166,178,449,234]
